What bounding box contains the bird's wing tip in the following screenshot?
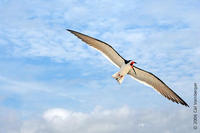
[180,98,190,107]
[66,29,78,35]
[180,101,189,107]
[66,29,72,32]
[185,103,190,108]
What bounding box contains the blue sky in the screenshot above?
[0,0,200,132]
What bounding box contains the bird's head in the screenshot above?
[130,61,136,68]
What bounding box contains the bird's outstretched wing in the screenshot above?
[67,29,125,67]
[128,66,189,107]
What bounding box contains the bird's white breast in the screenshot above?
[112,63,132,84]
[119,63,132,76]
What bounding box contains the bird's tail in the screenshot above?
[112,72,125,84]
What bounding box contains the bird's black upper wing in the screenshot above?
[129,66,189,107]
[67,29,125,67]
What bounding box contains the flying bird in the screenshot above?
[67,29,189,107]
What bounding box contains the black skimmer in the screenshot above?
[67,29,189,107]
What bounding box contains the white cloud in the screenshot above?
[0,107,22,133]
[0,106,196,133]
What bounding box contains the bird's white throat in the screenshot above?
[112,63,132,84]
